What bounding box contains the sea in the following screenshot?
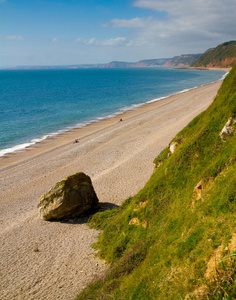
[0,67,227,157]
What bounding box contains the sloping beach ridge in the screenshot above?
[0,68,235,299]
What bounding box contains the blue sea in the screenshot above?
[0,67,226,157]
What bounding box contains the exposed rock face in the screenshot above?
[220,116,236,141]
[194,180,203,200]
[38,172,99,221]
[170,142,179,154]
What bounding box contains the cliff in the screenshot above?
[192,41,236,68]
[77,66,236,299]
[93,56,200,68]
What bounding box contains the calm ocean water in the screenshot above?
[0,67,226,156]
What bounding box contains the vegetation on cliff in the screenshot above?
[138,58,170,66]
[163,54,201,67]
[192,41,236,68]
[102,55,201,68]
[76,66,236,299]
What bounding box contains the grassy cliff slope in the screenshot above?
[77,66,236,300]
[192,41,236,68]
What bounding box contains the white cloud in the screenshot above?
[102,37,127,46]
[6,35,24,40]
[106,17,152,28]
[75,37,83,42]
[52,37,59,43]
[76,37,127,47]
[133,0,236,34]
[133,0,233,16]
[75,37,98,45]
[87,38,97,45]
[101,0,236,55]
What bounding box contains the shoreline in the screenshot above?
[189,67,231,71]
[0,80,223,299]
[0,69,227,164]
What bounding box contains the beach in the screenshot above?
[0,80,222,299]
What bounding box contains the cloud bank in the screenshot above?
[129,0,236,46]
[79,0,235,60]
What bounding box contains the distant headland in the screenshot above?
[5,41,236,70]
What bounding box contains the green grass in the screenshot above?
[190,253,236,299]
[76,66,236,299]
[192,40,236,68]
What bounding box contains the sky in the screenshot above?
[1,0,236,67]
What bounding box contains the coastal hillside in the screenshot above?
[102,59,170,68]
[138,58,170,66]
[77,66,236,299]
[163,54,201,67]
[86,55,200,68]
[192,41,236,68]
[7,56,198,70]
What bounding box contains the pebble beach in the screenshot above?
[0,80,222,299]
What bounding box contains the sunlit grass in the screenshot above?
[76,66,236,300]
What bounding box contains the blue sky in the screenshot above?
[1,0,236,67]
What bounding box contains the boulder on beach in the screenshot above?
[38,172,99,221]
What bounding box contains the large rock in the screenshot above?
[38,172,99,221]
